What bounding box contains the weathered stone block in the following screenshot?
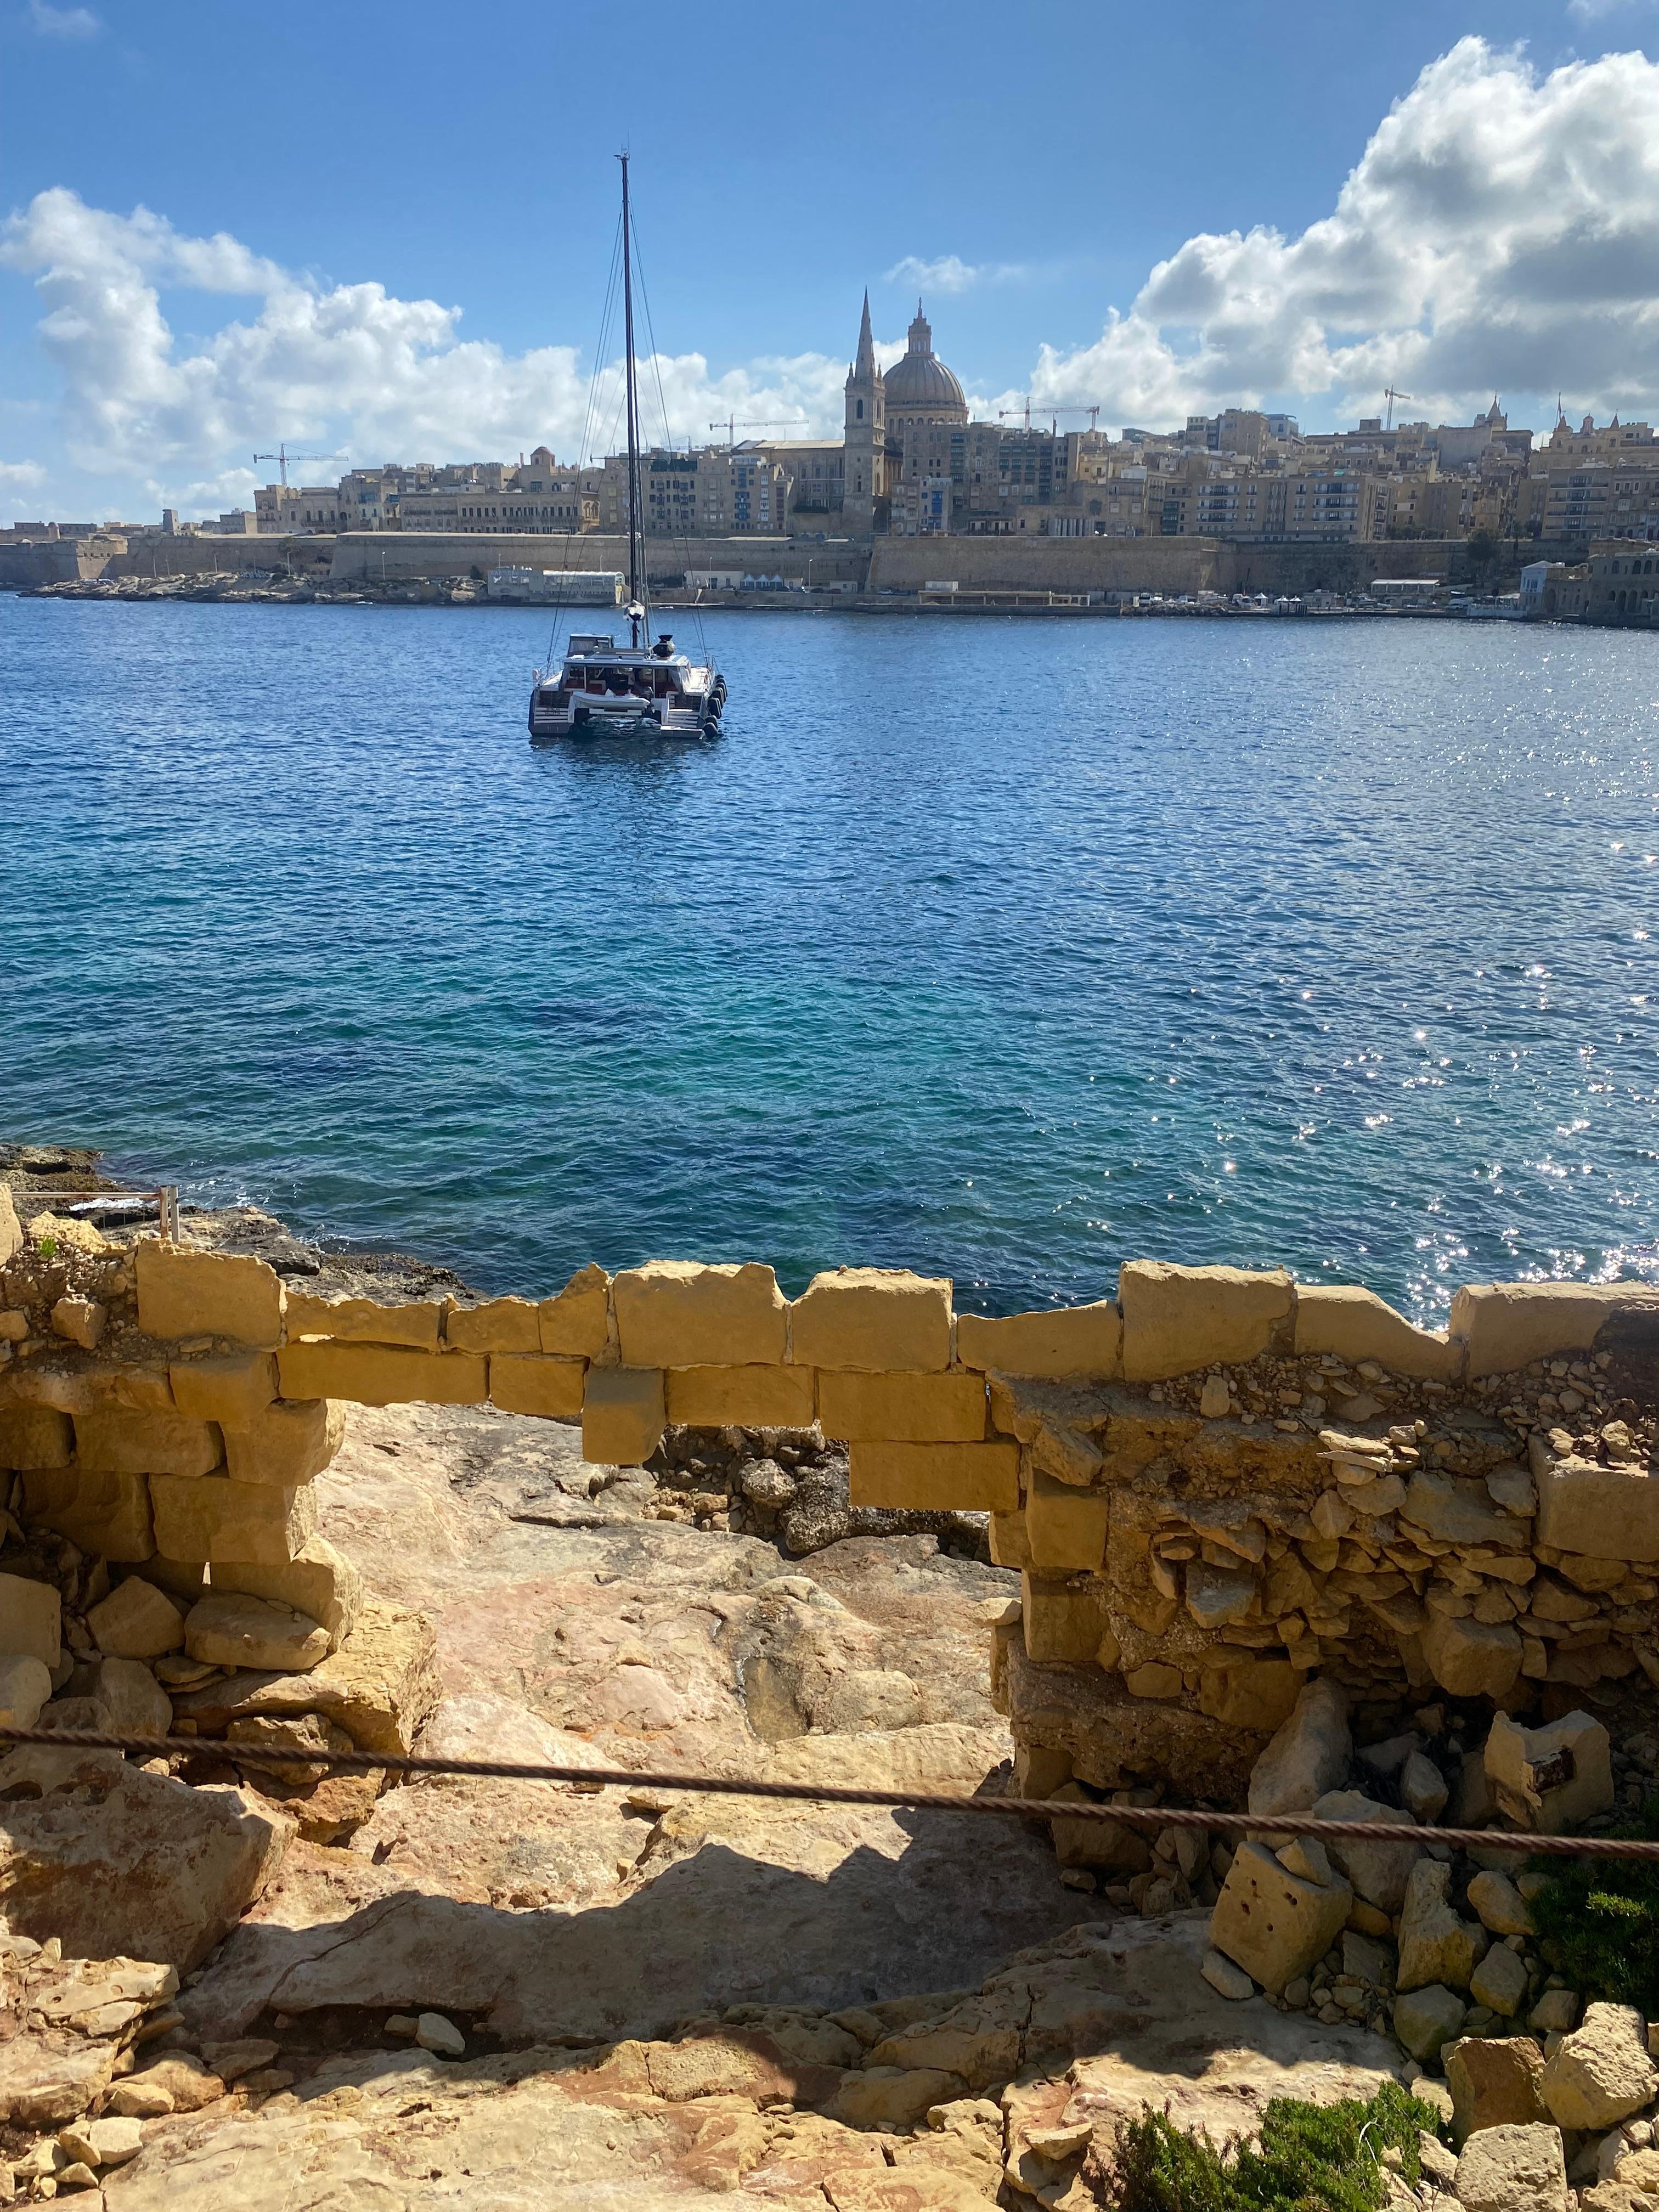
[1024,1469,1108,1571]
[1048,1781,1153,1873]
[663,1364,814,1429]
[22,1464,155,1562]
[0,1187,19,1269]
[1312,1790,1421,1911]
[1541,2002,1658,2129]
[186,1593,328,1673]
[1447,2034,1549,2145]
[86,1577,185,1660]
[1209,1838,1352,1993]
[1393,1984,1468,2066]
[1020,1573,1106,1664]
[210,1536,363,1651]
[816,1369,986,1443]
[955,1301,1122,1380]
[149,1474,317,1565]
[581,1367,665,1466]
[1451,1279,1659,1378]
[538,1263,612,1357]
[1197,1657,1299,1732]
[1403,1469,1529,1549]
[613,1260,787,1368]
[489,1353,586,1420]
[0,1654,50,1731]
[0,1407,74,1470]
[223,1398,345,1486]
[847,1439,1018,1511]
[283,1293,442,1349]
[1248,1678,1351,1816]
[0,1573,60,1668]
[1119,1260,1294,1381]
[1421,1609,1523,1699]
[275,1341,487,1407]
[1397,1859,1487,1993]
[134,1239,284,1348]
[1531,1438,1659,1563]
[168,1352,279,1428]
[74,1410,222,1478]
[1452,2121,1568,2212]
[173,1598,439,1756]
[788,1267,952,1373]
[989,1510,1032,1570]
[1293,1283,1462,1378]
[1485,1708,1612,1832]
[444,1297,541,1355]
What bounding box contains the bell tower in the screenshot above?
[843,290,884,534]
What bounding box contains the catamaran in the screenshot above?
[528,155,726,744]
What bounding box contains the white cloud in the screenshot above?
[27,2,100,36]
[0,459,46,486]
[1032,37,1659,432]
[1566,1,1648,21]
[883,253,1024,294]
[0,188,856,515]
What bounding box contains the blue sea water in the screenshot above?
[2,594,1657,1321]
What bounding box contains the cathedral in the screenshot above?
[842,293,969,533]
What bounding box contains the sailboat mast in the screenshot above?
[619,151,645,648]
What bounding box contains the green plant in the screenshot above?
[1105,2081,1438,2212]
[35,1235,57,1259]
[1529,1793,1659,2016]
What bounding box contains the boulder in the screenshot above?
[1447,2035,1550,2146]
[208,1535,363,1652]
[1246,1677,1351,1816]
[0,1653,52,1730]
[1470,1940,1528,2018]
[1420,1610,1523,1699]
[1401,1750,1448,1823]
[1311,1790,1420,1911]
[1396,1859,1487,1994]
[83,1658,172,1737]
[185,1593,329,1673]
[171,1599,439,1756]
[87,1577,185,1661]
[0,1745,291,1970]
[1207,1838,1352,1994]
[0,2034,116,2126]
[1485,1710,1613,1833]
[1468,1869,1533,1937]
[1392,1984,1467,2066]
[1452,2121,1569,2212]
[1541,2003,1658,2130]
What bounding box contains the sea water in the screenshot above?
[3,596,1656,1320]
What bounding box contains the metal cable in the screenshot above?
[3,1725,1656,1861]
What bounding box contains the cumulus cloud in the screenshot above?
[0,459,47,487]
[0,188,856,515]
[1032,37,1659,431]
[884,253,1024,294]
[27,2,99,36]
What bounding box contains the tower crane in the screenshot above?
[1382,387,1412,432]
[252,442,346,487]
[997,403,1103,432]
[707,417,804,449]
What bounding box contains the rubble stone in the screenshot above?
[185,1593,329,1672]
[1248,1679,1351,1816]
[1446,2035,1550,2145]
[1208,1838,1352,1993]
[0,1572,61,1669]
[1312,1790,1420,1912]
[1392,1984,1468,2065]
[86,1577,185,1660]
[1485,1709,1613,1832]
[1452,2120,1570,2212]
[1541,2004,1658,2130]
[1397,1859,1487,1994]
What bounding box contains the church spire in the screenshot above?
[854,290,877,381]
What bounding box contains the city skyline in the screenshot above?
[4,3,1659,521]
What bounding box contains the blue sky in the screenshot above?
[3,0,1659,519]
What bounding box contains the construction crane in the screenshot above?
[707,417,803,450]
[1383,386,1412,432]
[997,402,1102,432]
[252,442,346,487]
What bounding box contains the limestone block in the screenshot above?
[489,1353,586,1420]
[1455,1280,1659,1378]
[1293,1283,1462,1379]
[1119,1259,1294,1381]
[1184,1559,1259,1628]
[1421,1609,1522,1699]
[1208,1838,1352,1994]
[87,1578,185,1660]
[1397,1859,1487,1993]
[1485,1709,1613,1833]
[1197,1657,1299,1732]
[134,1239,284,1348]
[149,1474,317,1565]
[1531,1441,1659,1564]
[0,1573,60,1668]
[1468,1868,1534,1936]
[1392,1984,1468,2066]
[74,1409,222,1478]
[847,1439,1018,1512]
[275,1341,486,1407]
[787,1267,952,1373]
[0,1655,51,1730]
[1403,1470,1530,1549]
[1024,1469,1109,1571]
[22,1464,155,1561]
[659,1363,810,1430]
[582,1367,665,1467]
[186,1593,329,1673]
[444,1297,541,1354]
[1447,2035,1549,2145]
[52,1656,171,1737]
[0,1407,74,1470]
[1401,1749,1449,1822]
[817,1369,986,1443]
[989,1511,1032,1571]
[0,1186,19,1268]
[168,1353,278,1428]
[283,1292,442,1349]
[1311,1790,1420,1911]
[1541,2004,1658,2130]
[1248,1678,1352,1816]
[1470,1941,1528,2017]
[1020,1573,1105,1664]
[223,1398,345,1487]
[1048,1781,1153,1874]
[613,1260,787,1368]
[538,1264,612,1358]
[174,1598,439,1756]
[955,1301,1122,1380]
[1452,2121,1569,2212]
[210,1537,363,1651]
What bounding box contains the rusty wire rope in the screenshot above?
[3,1724,1658,1861]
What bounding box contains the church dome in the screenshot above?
[883,302,966,413]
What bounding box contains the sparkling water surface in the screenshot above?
[3,596,1656,1321]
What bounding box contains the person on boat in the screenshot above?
[650,633,675,659]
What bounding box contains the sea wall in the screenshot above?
[324,531,865,588]
[4,1197,1655,1816]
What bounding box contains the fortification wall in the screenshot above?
[867,535,1219,595]
[324,532,865,587]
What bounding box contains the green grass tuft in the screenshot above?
[1104,2080,1440,2212]
[1528,1792,1659,2017]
